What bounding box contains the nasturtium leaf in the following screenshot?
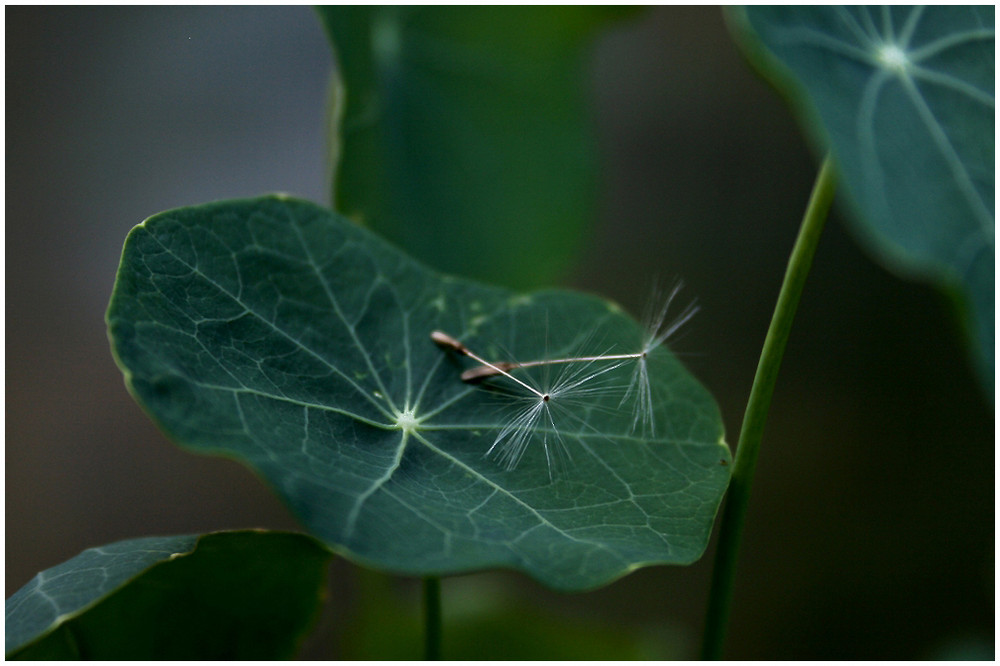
[5,531,331,659]
[316,6,637,289]
[106,195,730,592]
[730,6,995,392]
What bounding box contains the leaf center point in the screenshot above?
[393,408,421,433]
[876,44,909,75]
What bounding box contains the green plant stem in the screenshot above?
[423,576,442,660]
[700,156,837,660]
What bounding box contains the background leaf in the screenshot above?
[730,6,995,392]
[5,530,331,659]
[341,570,684,659]
[106,195,730,592]
[317,6,637,288]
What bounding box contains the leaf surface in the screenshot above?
[106,196,730,591]
[731,6,995,390]
[5,531,331,659]
[316,6,636,288]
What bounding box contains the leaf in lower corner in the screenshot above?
[106,195,730,592]
[5,531,332,659]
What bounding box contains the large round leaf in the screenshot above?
[730,6,995,392]
[106,195,730,591]
[5,531,331,659]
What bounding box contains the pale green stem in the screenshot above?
[700,156,837,659]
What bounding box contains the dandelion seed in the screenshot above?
[431,330,543,399]
[485,353,627,479]
[431,330,625,478]
[430,282,696,476]
[458,350,638,384]
[448,283,697,438]
[620,282,698,436]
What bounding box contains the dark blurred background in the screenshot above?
[6,6,993,659]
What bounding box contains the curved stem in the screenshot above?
[423,576,442,660]
[700,156,837,659]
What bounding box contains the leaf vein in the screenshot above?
[143,227,395,420]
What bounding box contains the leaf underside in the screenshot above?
[5,531,331,659]
[733,6,995,391]
[106,196,730,591]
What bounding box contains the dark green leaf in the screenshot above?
[5,531,331,659]
[316,6,637,288]
[106,195,730,591]
[730,6,995,392]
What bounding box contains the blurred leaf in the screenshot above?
[5,531,331,659]
[437,604,673,660]
[106,195,730,592]
[730,6,995,392]
[343,571,683,660]
[316,6,637,288]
